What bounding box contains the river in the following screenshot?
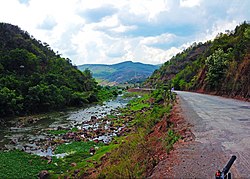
[0,95,130,156]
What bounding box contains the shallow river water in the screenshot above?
[0,95,129,156]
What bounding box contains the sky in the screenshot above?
[0,0,249,65]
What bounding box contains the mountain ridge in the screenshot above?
[78,61,160,84]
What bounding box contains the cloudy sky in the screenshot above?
[0,0,249,65]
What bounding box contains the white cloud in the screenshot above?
[0,0,250,65]
[196,20,239,43]
[126,0,169,21]
[180,0,201,8]
[111,24,137,33]
[140,33,176,46]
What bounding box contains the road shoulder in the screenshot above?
[149,96,239,178]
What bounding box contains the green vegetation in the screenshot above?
[50,141,108,177]
[121,91,142,98]
[0,23,118,117]
[97,86,120,101]
[0,141,119,178]
[164,129,180,153]
[47,127,78,135]
[205,48,231,89]
[0,89,179,178]
[54,141,102,154]
[99,89,178,178]
[0,22,184,178]
[0,150,51,179]
[127,95,151,111]
[145,22,250,99]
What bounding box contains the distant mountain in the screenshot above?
[78,61,160,84]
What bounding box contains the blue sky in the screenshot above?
[0,0,249,65]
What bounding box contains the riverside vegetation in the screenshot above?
[0,23,119,118]
[0,88,179,178]
[0,22,179,178]
[2,21,248,178]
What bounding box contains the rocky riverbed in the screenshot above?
[0,95,131,157]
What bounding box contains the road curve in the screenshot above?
[150,91,250,178]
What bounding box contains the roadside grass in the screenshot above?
[99,132,148,178]
[98,89,179,178]
[126,94,150,111]
[164,129,180,153]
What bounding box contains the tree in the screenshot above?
[205,48,230,89]
[0,87,23,116]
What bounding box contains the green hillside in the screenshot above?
[145,22,250,99]
[0,23,115,117]
[78,61,159,84]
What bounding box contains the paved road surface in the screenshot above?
[150,91,250,178]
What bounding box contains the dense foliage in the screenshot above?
[0,23,117,117]
[145,22,250,99]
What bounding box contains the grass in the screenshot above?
[50,141,120,178]
[99,133,147,179]
[54,141,103,154]
[0,141,120,179]
[47,127,78,135]
[127,94,151,111]
[107,114,116,119]
[164,129,180,153]
[98,89,177,178]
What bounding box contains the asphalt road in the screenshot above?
[178,91,250,177]
[150,91,250,178]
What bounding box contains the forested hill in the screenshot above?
[78,61,159,84]
[145,22,250,99]
[0,23,101,117]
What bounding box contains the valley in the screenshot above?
[0,19,249,179]
[78,61,159,85]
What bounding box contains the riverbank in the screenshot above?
[0,89,180,178]
[0,95,129,178]
[84,89,179,178]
